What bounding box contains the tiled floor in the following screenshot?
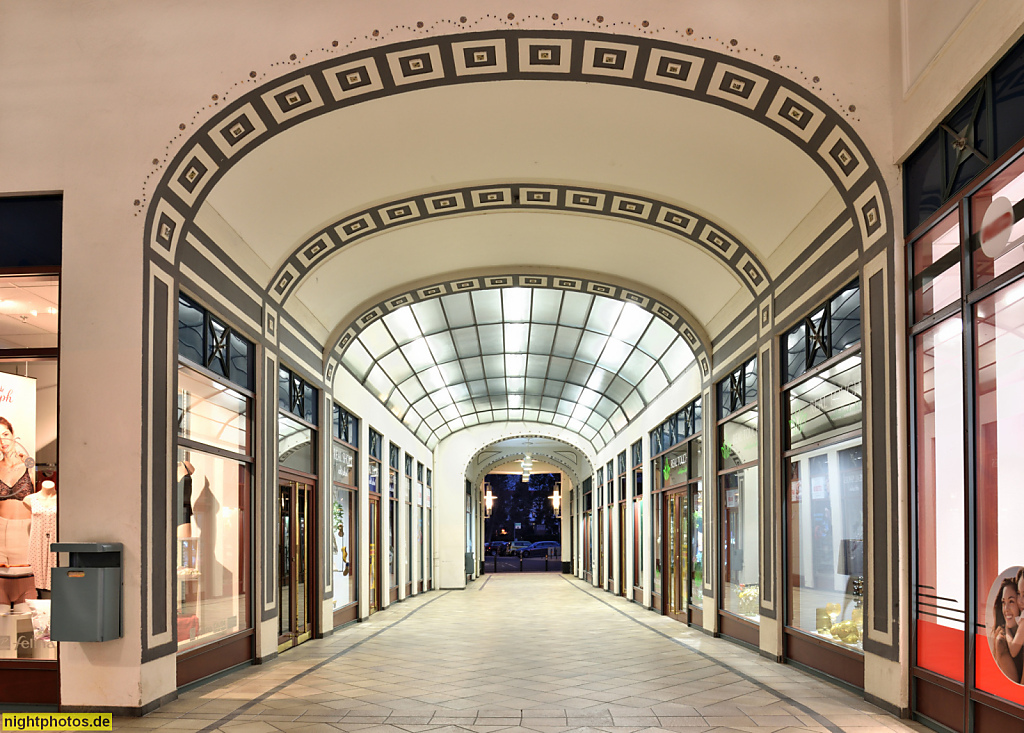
[117,574,932,733]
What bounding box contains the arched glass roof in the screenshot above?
[340,286,696,449]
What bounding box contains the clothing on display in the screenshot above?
[24,490,56,591]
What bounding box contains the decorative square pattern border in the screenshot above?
[321,57,385,102]
[706,63,769,111]
[260,75,325,125]
[582,40,639,79]
[518,38,572,74]
[452,39,508,76]
[211,102,268,159]
[168,144,218,209]
[387,45,446,86]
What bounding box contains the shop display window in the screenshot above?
[912,211,961,320]
[0,355,58,661]
[426,468,432,585]
[175,294,253,656]
[331,403,358,617]
[914,317,965,681]
[691,481,704,606]
[786,441,864,650]
[718,360,759,625]
[974,279,1024,705]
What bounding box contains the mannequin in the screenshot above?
[24,478,56,598]
[177,460,195,539]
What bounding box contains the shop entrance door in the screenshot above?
[597,507,604,587]
[666,489,690,622]
[369,495,381,613]
[278,480,314,652]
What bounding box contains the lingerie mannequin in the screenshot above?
[177,460,195,539]
[24,478,56,598]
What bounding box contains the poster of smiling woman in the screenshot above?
[986,567,1024,690]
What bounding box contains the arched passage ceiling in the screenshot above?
[151,30,892,452]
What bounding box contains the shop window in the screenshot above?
[718,363,759,625]
[784,286,864,653]
[0,288,59,661]
[331,403,358,619]
[912,211,961,320]
[176,296,252,656]
[974,280,1024,704]
[914,317,965,681]
[279,365,318,426]
[368,428,382,493]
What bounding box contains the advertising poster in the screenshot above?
[0,372,36,494]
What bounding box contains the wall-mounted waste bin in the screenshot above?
[50,543,122,642]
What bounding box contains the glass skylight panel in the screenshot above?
[424,412,444,429]
[398,375,426,404]
[506,376,525,393]
[637,318,675,359]
[491,394,508,410]
[418,366,445,393]
[531,289,562,324]
[434,424,452,440]
[597,337,631,372]
[586,297,623,335]
[553,413,571,427]
[571,402,591,422]
[524,409,541,422]
[543,380,562,398]
[480,354,503,378]
[410,299,447,335]
[502,288,532,322]
[485,377,505,394]
[637,369,669,402]
[568,360,594,386]
[612,303,653,345]
[360,320,397,357]
[429,388,453,408]
[622,389,645,418]
[528,323,555,354]
[577,331,607,364]
[477,324,504,354]
[586,367,614,393]
[541,396,558,412]
[566,417,585,433]
[460,356,485,380]
[450,327,480,358]
[548,357,571,380]
[365,364,394,401]
[586,412,605,430]
[493,409,509,421]
[471,290,503,324]
[401,338,435,373]
[507,394,523,408]
[506,353,527,377]
[448,382,470,402]
[620,350,655,385]
[438,361,464,385]
[504,323,529,354]
[473,397,492,412]
[661,340,695,380]
[425,332,458,364]
[441,293,474,328]
[342,340,374,380]
[600,424,614,443]
[455,399,474,416]
[379,349,414,385]
[606,375,632,402]
[525,376,545,393]
[610,409,627,432]
[384,308,421,345]
[525,393,543,409]
[595,395,617,418]
[462,413,479,426]
[579,387,601,408]
[467,379,487,397]
[561,383,583,402]
[559,292,593,326]
[557,399,574,416]
[403,413,422,433]
[552,326,582,358]
[440,404,461,421]
[412,395,435,417]
[581,425,598,442]
[416,425,431,444]
[526,354,549,377]
[388,392,409,420]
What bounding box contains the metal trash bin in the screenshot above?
[50,542,123,642]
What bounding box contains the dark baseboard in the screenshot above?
[255,651,277,665]
[759,648,784,663]
[864,691,908,719]
[65,690,177,717]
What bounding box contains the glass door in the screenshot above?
[666,489,690,622]
[278,481,314,652]
[597,507,604,587]
[618,501,627,596]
